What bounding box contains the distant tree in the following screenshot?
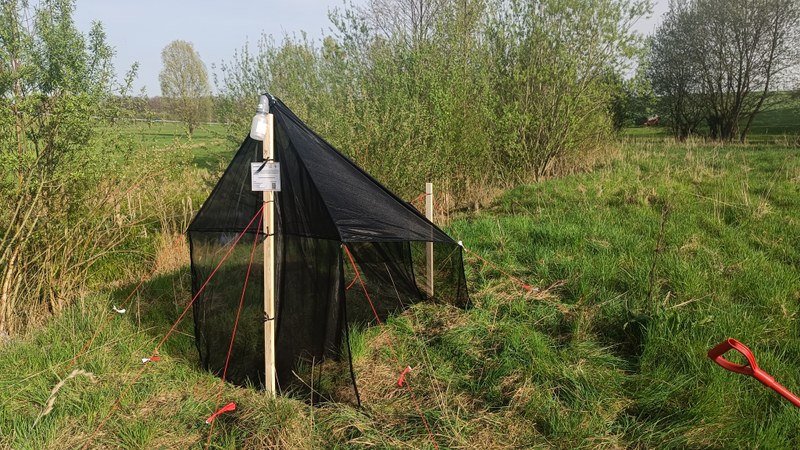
[488,0,650,179]
[604,67,658,131]
[603,69,629,132]
[159,40,211,136]
[649,0,800,142]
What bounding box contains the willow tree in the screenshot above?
[0,0,136,334]
[488,0,651,179]
[159,40,211,136]
[649,0,800,141]
[647,2,705,140]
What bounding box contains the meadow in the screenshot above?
[0,115,799,448]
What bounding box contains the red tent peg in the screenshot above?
[397,366,412,386]
[707,338,800,408]
[205,402,236,424]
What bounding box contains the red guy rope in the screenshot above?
[397,366,412,386]
[205,402,236,424]
[409,192,430,206]
[205,212,263,448]
[152,205,264,355]
[342,245,439,450]
[81,205,265,450]
[343,246,386,329]
[64,273,151,373]
[345,275,358,291]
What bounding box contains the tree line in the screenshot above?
[160,0,800,145]
[212,0,649,207]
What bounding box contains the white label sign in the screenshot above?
[251,162,281,192]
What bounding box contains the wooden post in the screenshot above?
[425,182,434,298]
[263,113,276,395]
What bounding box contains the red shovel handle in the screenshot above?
[708,338,800,408]
[707,338,758,376]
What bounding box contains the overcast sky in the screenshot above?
[73,0,669,95]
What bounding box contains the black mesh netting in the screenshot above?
[188,95,469,395]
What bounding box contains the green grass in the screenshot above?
[452,142,800,447]
[2,121,800,448]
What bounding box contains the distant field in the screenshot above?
[749,95,800,136]
[104,121,234,170]
[1,114,799,448]
[111,121,227,143]
[624,95,800,143]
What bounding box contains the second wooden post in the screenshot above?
[425,182,434,298]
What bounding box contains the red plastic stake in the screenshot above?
[397,366,412,386]
[708,338,800,408]
[205,402,236,424]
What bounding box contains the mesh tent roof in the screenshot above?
[187,95,468,396]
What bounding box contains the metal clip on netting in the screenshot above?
[708,338,800,408]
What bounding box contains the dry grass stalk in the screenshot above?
[153,232,190,275]
[33,369,98,427]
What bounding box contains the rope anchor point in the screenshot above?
[397,366,413,386]
[141,356,161,364]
